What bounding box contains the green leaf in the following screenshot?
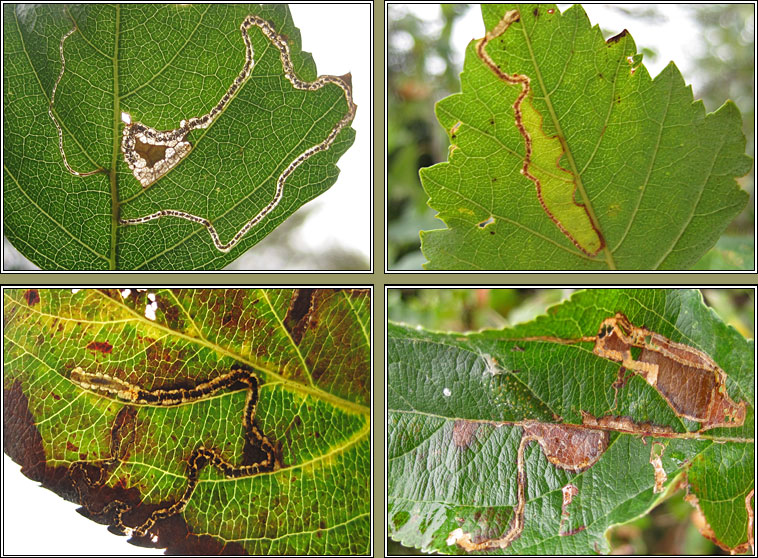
[3,4,356,270]
[388,289,754,554]
[4,288,370,554]
[419,4,751,270]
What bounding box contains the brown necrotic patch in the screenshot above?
[450,421,608,552]
[522,421,609,472]
[284,288,316,344]
[593,313,745,430]
[134,138,169,169]
[23,289,40,306]
[606,29,629,44]
[452,420,480,449]
[86,340,113,354]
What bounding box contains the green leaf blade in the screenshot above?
[420,4,751,270]
[388,289,754,554]
[4,288,370,554]
[3,4,356,270]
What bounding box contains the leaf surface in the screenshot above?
[419,4,751,270]
[3,4,356,270]
[4,288,370,555]
[387,289,754,554]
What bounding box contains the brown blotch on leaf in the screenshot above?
[606,29,629,44]
[522,421,608,472]
[592,313,745,431]
[134,139,169,169]
[23,289,40,306]
[129,508,247,554]
[87,340,113,354]
[452,420,480,449]
[284,288,316,345]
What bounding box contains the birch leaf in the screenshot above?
[419,4,751,270]
[3,4,356,270]
[388,289,754,554]
[4,288,370,555]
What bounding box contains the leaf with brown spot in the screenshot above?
[4,288,370,555]
[388,288,753,554]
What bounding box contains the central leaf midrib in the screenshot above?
[109,4,121,270]
[80,290,370,416]
[518,16,617,270]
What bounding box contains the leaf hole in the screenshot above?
[477,216,496,229]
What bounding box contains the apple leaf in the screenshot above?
[4,288,370,555]
[3,4,356,270]
[388,289,754,554]
[419,4,751,270]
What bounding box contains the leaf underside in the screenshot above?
[419,4,751,270]
[388,289,754,554]
[4,288,371,555]
[3,4,356,270]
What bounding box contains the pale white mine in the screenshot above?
[49,14,356,253]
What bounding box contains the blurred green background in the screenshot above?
[387,4,755,270]
[387,288,754,555]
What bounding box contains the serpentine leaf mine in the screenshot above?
[51,13,356,253]
[475,9,604,256]
[68,365,278,539]
[448,311,746,552]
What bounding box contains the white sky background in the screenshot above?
[3,454,165,556]
[282,3,371,267]
[2,3,371,271]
